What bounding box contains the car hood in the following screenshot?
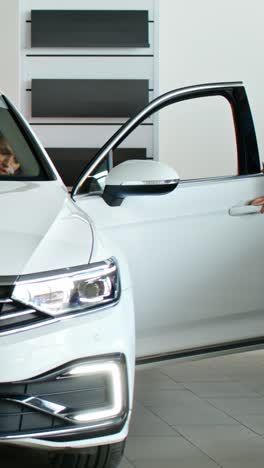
[0,181,93,277]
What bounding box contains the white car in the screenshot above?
[0,82,263,468]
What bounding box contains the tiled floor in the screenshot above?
[2,349,264,467]
[121,349,264,468]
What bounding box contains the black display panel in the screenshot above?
[32,79,149,118]
[46,147,147,186]
[31,10,149,48]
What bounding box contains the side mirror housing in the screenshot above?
[103,160,179,206]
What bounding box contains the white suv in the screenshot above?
[0,82,263,468]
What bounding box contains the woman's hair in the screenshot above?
[0,135,15,156]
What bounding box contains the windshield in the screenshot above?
[0,97,50,180]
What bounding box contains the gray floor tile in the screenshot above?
[182,382,261,398]
[221,463,264,468]
[173,424,264,464]
[135,368,180,389]
[207,397,264,415]
[233,413,264,435]
[252,384,264,396]
[125,435,218,463]
[132,460,221,468]
[161,352,264,384]
[149,400,237,425]
[129,402,178,436]
[174,423,255,445]
[135,389,201,408]
[209,438,264,464]
[160,365,231,383]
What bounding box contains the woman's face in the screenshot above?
[0,139,20,175]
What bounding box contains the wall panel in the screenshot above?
[31,10,149,48]
[20,0,157,183]
[24,23,155,56]
[31,79,149,118]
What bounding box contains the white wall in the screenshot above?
[0,0,263,176]
[158,0,264,176]
[19,0,155,180]
[0,0,20,106]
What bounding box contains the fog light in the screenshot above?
[61,361,124,424]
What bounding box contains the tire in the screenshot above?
[50,440,126,468]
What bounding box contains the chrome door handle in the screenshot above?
[229,205,262,216]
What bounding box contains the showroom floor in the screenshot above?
[2,349,264,468]
[121,349,264,468]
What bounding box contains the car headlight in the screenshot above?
[12,258,120,317]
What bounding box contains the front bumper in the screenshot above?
[0,354,128,442]
[0,288,135,449]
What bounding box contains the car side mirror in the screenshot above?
[102,160,179,206]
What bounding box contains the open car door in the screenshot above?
[72,82,264,363]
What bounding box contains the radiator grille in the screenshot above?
[0,285,53,335]
[0,373,108,435]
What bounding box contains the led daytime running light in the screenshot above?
[62,362,123,423]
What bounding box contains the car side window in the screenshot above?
[88,96,238,188]
[74,84,260,197]
[0,97,47,180]
[115,96,238,181]
[158,96,238,180]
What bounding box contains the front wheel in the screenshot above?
[50,440,126,468]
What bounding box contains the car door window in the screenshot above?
[158,96,238,180]
[73,83,260,197]
[82,96,239,194]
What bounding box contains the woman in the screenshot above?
[0,133,20,175]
